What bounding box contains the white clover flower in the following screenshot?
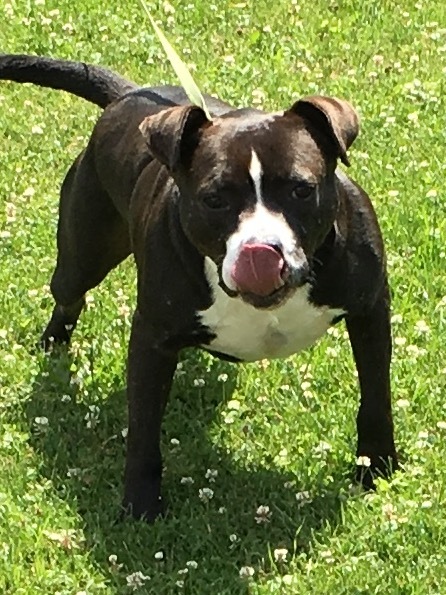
[163,1,175,15]
[314,441,331,454]
[320,550,335,563]
[186,560,198,569]
[372,54,384,65]
[273,548,288,562]
[84,406,100,429]
[34,416,49,428]
[255,505,271,524]
[415,431,431,448]
[415,320,430,333]
[67,468,81,478]
[295,491,312,507]
[217,373,228,382]
[154,551,164,560]
[229,533,238,543]
[170,438,180,446]
[180,476,194,485]
[396,399,410,409]
[193,378,205,387]
[239,566,255,578]
[126,571,150,590]
[205,469,218,482]
[382,502,396,519]
[282,575,294,586]
[108,554,122,571]
[227,399,240,410]
[356,456,371,467]
[198,487,214,502]
[43,528,81,550]
[326,347,338,357]
[108,554,118,565]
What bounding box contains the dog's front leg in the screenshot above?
[123,309,177,521]
[346,288,398,488]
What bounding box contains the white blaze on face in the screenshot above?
[221,150,304,292]
[249,149,263,202]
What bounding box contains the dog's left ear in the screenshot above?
[139,105,211,171]
[288,96,359,166]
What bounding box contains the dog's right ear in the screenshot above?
[139,106,211,171]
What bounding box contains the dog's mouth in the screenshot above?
[219,243,310,309]
[238,283,295,309]
[231,242,287,296]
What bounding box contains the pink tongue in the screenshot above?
[232,243,285,297]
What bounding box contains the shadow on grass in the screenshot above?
[26,347,347,594]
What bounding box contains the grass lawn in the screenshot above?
[1,0,446,593]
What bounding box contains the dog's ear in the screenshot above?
[288,96,359,166]
[139,105,211,171]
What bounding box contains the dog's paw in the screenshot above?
[40,323,72,352]
[355,453,398,490]
[121,495,165,523]
[39,332,70,353]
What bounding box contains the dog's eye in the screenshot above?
[291,183,314,200]
[203,195,229,210]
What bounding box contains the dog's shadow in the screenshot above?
[26,345,348,593]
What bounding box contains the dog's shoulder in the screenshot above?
[116,85,235,117]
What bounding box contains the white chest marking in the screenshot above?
[200,259,345,362]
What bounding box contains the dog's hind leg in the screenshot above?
[41,148,131,349]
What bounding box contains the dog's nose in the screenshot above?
[231,242,286,297]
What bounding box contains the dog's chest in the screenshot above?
[199,260,344,362]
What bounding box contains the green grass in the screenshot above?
[1,0,446,592]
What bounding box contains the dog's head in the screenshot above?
[139,96,359,308]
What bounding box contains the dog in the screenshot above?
[0,54,398,521]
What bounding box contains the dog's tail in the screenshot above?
[0,54,138,109]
